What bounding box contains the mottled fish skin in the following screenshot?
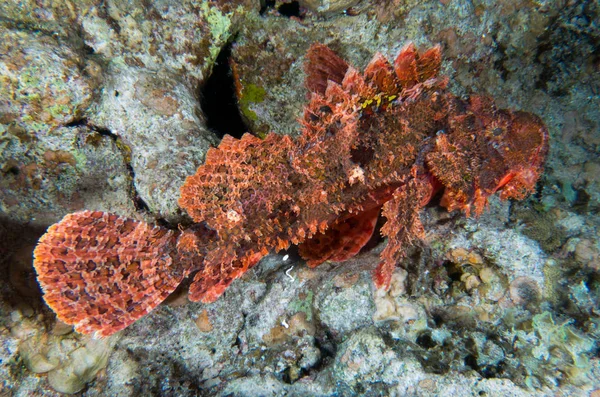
[33,43,549,337]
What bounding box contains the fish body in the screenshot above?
[34,44,549,337]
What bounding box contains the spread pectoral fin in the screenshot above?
[298,206,381,267]
[33,211,187,337]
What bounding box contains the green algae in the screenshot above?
[200,2,236,64]
[289,290,314,322]
[239,83,266,122]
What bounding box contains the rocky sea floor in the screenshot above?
[1,0,599,396]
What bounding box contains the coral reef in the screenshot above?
[2,0,599,396]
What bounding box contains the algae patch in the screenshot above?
[239,83,266,122]
[289,290,314,322]
[200,2,239,64]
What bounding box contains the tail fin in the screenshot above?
[33,211,188,337]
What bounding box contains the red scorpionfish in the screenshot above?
[33,43,549,337]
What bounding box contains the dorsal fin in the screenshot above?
[364,52,399,94]
[304,43,349,94]
[394,43,443,88]
[417,44,442,81]
[394,43,419,88]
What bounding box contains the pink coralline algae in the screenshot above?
[34,43,549,337]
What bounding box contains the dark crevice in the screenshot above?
[65,117,150,213]
[5,166,20,176]
[492,40,509,81]
[199,41,248,140]
[572,187,591,213]
[82,42,96,56]
[64,118,88,128]
[464,353,479,371]
[416,332,437,349]
[259,0,276,15]
[310,329,337,373]
[278,1,301,18]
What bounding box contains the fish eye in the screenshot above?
[319,105,333,113]
[492,127,503,136]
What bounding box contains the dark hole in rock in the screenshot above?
[65,117,88,128]
[444,260,463,282]
[259,0,276,15]
[432,312,444,327]
[573,187,591,213]
[6,166,20,176]
[481,361,506,378]
[312,330,337,371]
[83,43,96,55]
[278,1,300,18]
[464,353,479,370]
[416,332,437,349]
[200,41,248,140]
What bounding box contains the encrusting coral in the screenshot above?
[33,43,549,337]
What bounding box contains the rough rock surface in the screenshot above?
[1,0,599,396]
[89,66,218,219]
[1,0,254,224]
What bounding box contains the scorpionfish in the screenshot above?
[33,43,549,337]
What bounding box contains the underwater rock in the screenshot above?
[299,0,361,15]
[89,67,217,220]
[79,0,253,84]
[574,238,600,271]
[314,270,375,340]
[0,0,82,38]
[509,276,541,308]
[0,123,135,226]
[5,294,117,394]
[332,327,398,392]
[0,26,96,131]
[0,27,131,226]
